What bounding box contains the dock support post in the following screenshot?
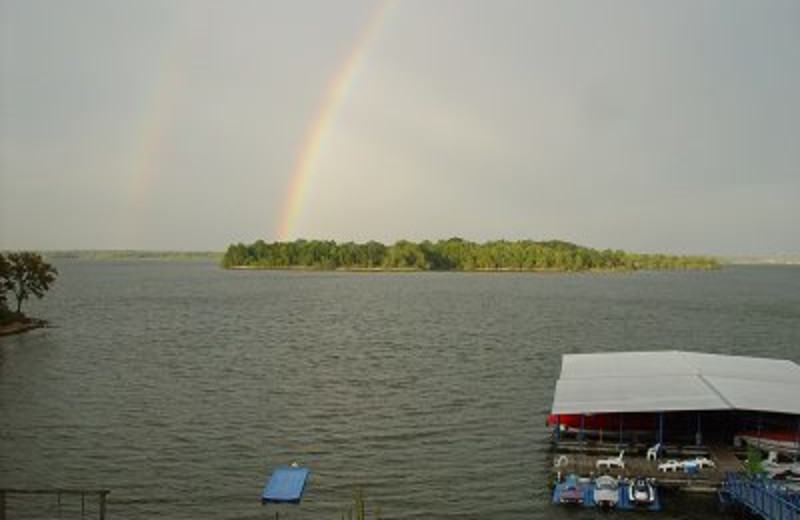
[756,413,763,449]
[555,415,561,442]
[99,491,108,520]
[618,413,623,447]
[696,412,702,446]
[658,412,664,445]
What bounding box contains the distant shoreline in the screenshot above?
[725,259,800,266]
[42,251,222,261]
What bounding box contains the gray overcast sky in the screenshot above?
[1,0,798,255]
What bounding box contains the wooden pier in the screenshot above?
[708,442,746,474]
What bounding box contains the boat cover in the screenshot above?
[261,466,310,503]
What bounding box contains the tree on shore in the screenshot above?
[0,254,10,312]
[0,252,58,315]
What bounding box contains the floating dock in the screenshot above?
[261,466,310,504]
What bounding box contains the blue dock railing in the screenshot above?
[719,473,800,520]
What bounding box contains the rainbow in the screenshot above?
[276,1,393,242]
[126,10,205,244]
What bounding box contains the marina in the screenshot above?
[547,351,800,516]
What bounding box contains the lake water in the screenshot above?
[1,261,799,519]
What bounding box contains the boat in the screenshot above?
[593,475,619,509]
[558,473,586,505]
[628,476,656,507]
[766,463,800,481]
[763,453,800,481]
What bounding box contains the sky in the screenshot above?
[1,0,799,255]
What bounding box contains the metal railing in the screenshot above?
[0,488,110,520]
[719,473,800,520]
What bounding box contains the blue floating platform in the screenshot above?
[261,466,310,504]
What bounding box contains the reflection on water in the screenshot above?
[1,261,798,519]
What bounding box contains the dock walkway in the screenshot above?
[708,443,744,474]
[552,452,723,490]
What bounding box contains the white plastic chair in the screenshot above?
[646,443,661,461]
[766,451,778,465]
[658,459,683,472]
[688,456,716,469]
[596,450,625,469]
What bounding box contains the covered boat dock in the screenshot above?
[548,351,800,489]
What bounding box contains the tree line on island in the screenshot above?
[222,238,720,271]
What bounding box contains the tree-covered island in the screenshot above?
[222,238,720,271]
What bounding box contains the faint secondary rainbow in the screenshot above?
[276,1,393,242]
[126,8,206,245]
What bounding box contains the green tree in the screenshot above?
[221,243,249,268]
[4,252,58,314]
[0,253,10,312]
[364,241,386,268]
[745,445,764,475]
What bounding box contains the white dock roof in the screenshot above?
[551,351,800,415]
